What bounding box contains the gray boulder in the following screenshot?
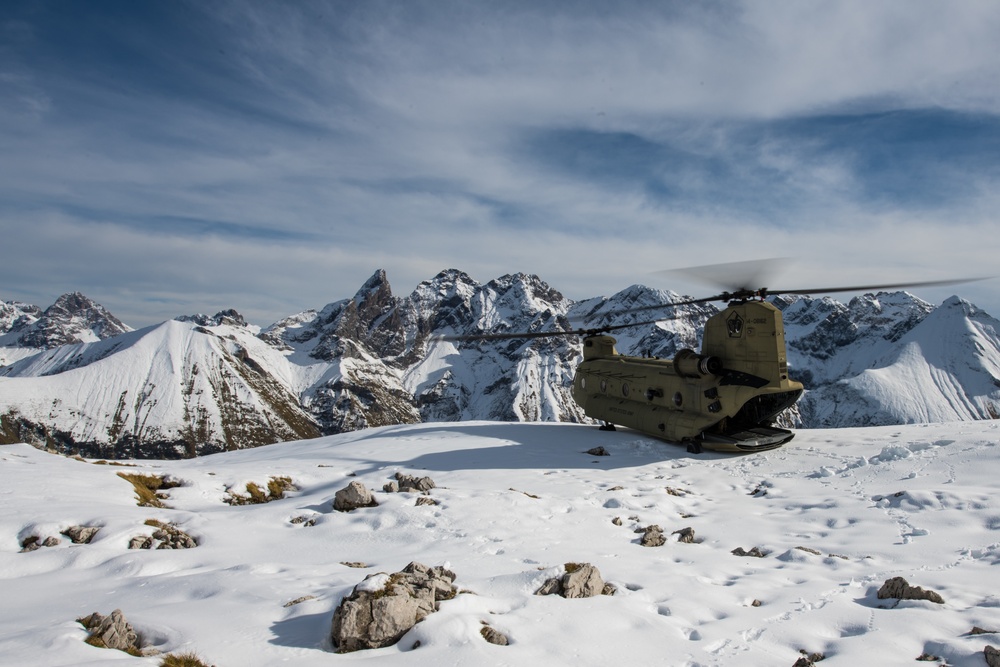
[535,563,612,599]
[78,609,140,654]
[333,481,378,512]
[330,562,457,652]
[985,645,1000,667]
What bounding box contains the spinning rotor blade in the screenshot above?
[438,313,683,343]
[765,276,989,297]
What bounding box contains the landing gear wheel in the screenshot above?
[685,439,703,454]
[599,421,617,432]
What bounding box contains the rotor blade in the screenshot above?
[655,257,794,293]
[573,294,724,323]
[768,276,990,297]
[437,313,684,343]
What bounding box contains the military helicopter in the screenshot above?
[445,269,980,453]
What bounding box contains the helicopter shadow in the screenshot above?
[347,422,730,477]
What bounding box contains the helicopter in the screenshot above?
[445,272,982,454]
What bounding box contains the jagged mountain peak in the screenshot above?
[176,309,248,328]
[0,292,131,349]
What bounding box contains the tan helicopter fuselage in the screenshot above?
[571,300,804,452]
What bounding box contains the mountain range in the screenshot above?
[1,270,998,458]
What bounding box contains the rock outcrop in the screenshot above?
[876,576,944,604]
[78,609,141,655]
[330,562,457,652]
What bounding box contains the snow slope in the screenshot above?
[2,420,999,666]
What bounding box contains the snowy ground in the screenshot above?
[2,421,1000,666]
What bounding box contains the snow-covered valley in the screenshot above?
[2,420,999,666]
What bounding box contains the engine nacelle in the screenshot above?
[673,348,723,378]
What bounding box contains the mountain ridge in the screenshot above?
[2,271,998,457]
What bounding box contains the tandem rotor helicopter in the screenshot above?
[446,264,982,454]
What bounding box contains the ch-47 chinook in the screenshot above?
[447,274,981,454]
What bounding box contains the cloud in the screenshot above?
[1,0,999,325]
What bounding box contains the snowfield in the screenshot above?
[2,420,1000,666]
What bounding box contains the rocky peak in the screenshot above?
[0,299,43,336]
[176,309,248,328]
[8,292,131,349]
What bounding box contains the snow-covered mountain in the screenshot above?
[1,273,998,457]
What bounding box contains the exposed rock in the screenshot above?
[968,627,998,636]
[637,525,666,547]
[792,650,825,666]
[62,525,100,544]
[672,527,696,543]
[283,595,316,608]
[330,562,457,652]
[19,534,61,552]
[795,546,822,556]
[128,535,153,550]
[732,546,767,558]
[290,515,317,527]
[985,645,1000,667]
[535,563,610,599]
[383,481,399,493]
[130,520,197,549]
[612,516,623,526]
[78,609,140,654]
[751,599,762,607]
[415,497,439,506]
[341,561,369,568]
[915,653,939,662]
[333,481,378,512]
[876,576,944,604]
[480,624,509,646]
[586,446,609,456]
[394,473,436,493]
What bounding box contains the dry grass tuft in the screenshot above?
[224,476,295,505]
[117,472,182,508]
[159,650,214,667]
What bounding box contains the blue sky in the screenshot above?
[2,0,999,327]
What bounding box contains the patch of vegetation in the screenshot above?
[117,472,182,508]
[223,476,296,505]
[160,650,214,667]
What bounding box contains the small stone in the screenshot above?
[394,473,435,493]
[612,517,623,526]
[795,546,822,556]
[751,599,762,607]
[640,526,666,547]
[586,447,609,456]
[672,527,695,544]
[915,653,938,662]
[62,525,101,544]
[732,546,767,558]
[19,535,41,552]
[42,536,61,547]
[340,561,369,568]
[383,481,399,493]
[480,625,509,646]
[128,536,152,550]
[985,645,1000,667]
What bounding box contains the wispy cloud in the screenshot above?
[1,0,998,326]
